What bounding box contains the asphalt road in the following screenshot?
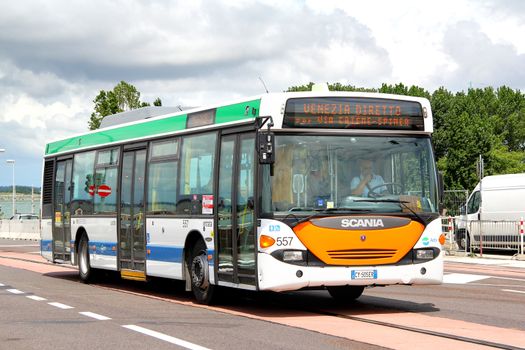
[1,239,524,350]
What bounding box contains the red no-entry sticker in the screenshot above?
[97,184,112,197]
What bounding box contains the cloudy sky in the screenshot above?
[0,0,524,187]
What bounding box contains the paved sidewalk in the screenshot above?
[444,253,525,269]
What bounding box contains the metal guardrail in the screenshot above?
[442,216,525,256]
[0,219,40,240]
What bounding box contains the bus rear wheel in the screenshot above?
[189,240,215,304]
[327,285,365,301]
[78,234,93,283]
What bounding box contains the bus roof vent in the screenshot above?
[311,83,330,92]
[99,106,186,128]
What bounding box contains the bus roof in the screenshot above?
[45,91,433,157]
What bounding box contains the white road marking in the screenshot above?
[48,302,74,309]
[0,283,4,286]
[502,289,525,294]
[26,295,47,301]
[79,312,111,320]
[6,289,24,294]
[443,273,490,284]
[122,325,212,350]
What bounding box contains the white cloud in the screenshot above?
[436,21,525,90]
[0,0,524,186]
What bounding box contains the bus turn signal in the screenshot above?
[260,235,276,248]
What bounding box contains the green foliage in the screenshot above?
[287,82,525,190]
[88,81,162,130]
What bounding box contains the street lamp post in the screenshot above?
[0,150,5,217]
[6,160,15,216]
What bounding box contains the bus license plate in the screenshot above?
[351,270,377,280]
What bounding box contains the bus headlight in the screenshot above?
[415,249,434,260]
[283,250,304,262]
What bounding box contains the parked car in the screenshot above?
[9,214,39,221]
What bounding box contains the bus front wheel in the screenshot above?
[327,285,365,301]
[189,240,215,304]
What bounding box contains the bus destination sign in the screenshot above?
[283,97,424,130]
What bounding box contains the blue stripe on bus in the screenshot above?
[41,240,215,264]
[146,245,215,265]
[146,245,184,263]
[89,241,117,256]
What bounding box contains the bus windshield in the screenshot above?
[262,135,438,216]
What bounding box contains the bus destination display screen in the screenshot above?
[283,97,424,130]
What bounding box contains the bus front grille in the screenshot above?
[326,248,397,260]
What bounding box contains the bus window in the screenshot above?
[178,132,217,214]
[71,151,96,216]
[94,148,119,215]
[147,139,179,215]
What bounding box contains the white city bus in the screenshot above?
[41,87,444,304]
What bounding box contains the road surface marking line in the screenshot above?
[79,312,111,320]
[0,283,4,286]
[501,289,525,294]
[48,302,74,309]
[27,295,47,301]
[443,273,490,284]
[122,325,211,350]
[6,289,24,294]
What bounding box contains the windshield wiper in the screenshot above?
[354,199,424,223]
[290,207,372,227]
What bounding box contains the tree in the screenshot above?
[88,81,162,130]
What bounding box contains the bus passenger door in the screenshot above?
[119,149,147,279]
[52,158,72,262]
[216,133,257,287]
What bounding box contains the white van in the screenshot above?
[456,173,525,250]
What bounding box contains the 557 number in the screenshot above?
[276,237,293,246]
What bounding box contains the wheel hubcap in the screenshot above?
[191,253,209,290]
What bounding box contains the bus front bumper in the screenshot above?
[257,252,443,292]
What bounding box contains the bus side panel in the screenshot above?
[40,219,53,262]
[72,217,118,271]
[146,218,185,279]
[146,218,215,284]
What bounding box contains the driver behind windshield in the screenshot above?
[350,159,385,197]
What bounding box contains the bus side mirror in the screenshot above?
[258,132,275,164]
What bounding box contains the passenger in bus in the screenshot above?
[350,159,385,197]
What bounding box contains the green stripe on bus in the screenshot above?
[215,99,260,123]
[45,115,188,155]
[45,99,261,155]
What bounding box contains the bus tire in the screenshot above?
[189,240,215,304]
[78,234,93,283]
[327,285,365,301]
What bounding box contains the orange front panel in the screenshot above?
[293,216,424,266]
